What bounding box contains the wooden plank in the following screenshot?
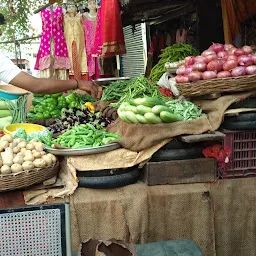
[180,131,225,143]
[141,158,216,186]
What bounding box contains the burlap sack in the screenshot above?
[108,91,256,151]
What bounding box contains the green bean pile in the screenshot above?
[149,44,199,82]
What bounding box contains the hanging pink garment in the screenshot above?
[176,29,187,44]
[83,18,100,79]
[92,7,103,56]
[35,6,70,71]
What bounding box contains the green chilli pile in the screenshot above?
[149,44,199,82]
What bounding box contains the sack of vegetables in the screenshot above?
[0,134,59,192]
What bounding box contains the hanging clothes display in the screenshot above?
[83,0,100,80]
[92,0,126,57]
[64,6,88,80]
[176,29,187,44]
[34,6,70,79]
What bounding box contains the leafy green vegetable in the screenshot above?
[109,76,169,108]
[149,44,199,82]
[12,128,27,140]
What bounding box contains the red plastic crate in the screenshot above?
[222,129,256,178]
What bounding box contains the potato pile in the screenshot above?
[0,134,57,175]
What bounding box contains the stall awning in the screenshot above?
[221,0,256,43]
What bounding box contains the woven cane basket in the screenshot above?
[177,74,256,97]
[0,161,59,192]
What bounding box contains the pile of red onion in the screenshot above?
[175,43,256,83]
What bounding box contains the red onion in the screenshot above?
[202,71,217,80]
[245,65,256,75]
[192,62,207,72]
[231,66,246,77]
[217,51,228,59]
[242,45,253,55]
[175,75,190,83]
[176,65,186,75]
[194,56,205,63]
[207,60,223,72]
[227,47,237,55]
[238,55,253,66]
[217,71,231,78]
[188,71,201,82]
[184,66,193,75]
[223,60,238,71]
[202,49,215,57]
[209,43,224,53]
[251,55,256,64]
[184,56,195,66]
[224,44,235,51]
[235,48,246,57]
[204,54,217,64]
[227,54,238,62]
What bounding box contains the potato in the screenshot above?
[26,143,35,150]
[18,141,27,149]
[9,143,15,149]
[34,142,44,152]
[20,148,27,154]
[40,151,46,156]
[1,165,11,174]
[33,159,46,168]
[33,151,41,159]
[22,161,35,171]
[42,155,52,167]
[1,134,13,143]
[24,154,34,162]
[47,153,57,164]
[16,152,25,158]
[13,138,23,144]
[12,146,21,154]
[24,150,32,156]
[5,147,13,153]
[0,146,4,152]
[11,164,23,173]
[30,139,39,144]
[0,159,3,168]
[13,156,24,165]
[0,141,9,149]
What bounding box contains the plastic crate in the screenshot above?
[222,129,256,178]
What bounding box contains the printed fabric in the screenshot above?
[34,6,70,71]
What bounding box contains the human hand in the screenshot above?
[77,80,98,99]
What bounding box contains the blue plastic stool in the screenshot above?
[135,240,204,256]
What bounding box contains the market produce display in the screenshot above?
[0,134,57,175]
[47,107,113,134]
[0,96,27,129]
[117,97,204,124]
[109,76,170,108]
[101,80,131,102]
[149,44,199,82]
[51,124,120,149]
[175,43,256,83]
[27,92,94,121]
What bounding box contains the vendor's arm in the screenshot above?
[10,72,98,98]
[0,53,98,98]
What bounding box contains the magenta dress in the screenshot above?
[35,6,70,71]
[83,18,100,79]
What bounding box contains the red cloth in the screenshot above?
[93,0,126,57]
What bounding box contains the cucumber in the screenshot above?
[135,114,148,124]
[117,109,131,123]
[144,113,162,124]
[136,105,153,115]
[152,105,171,115]
[134,97,164,107]
[124,104,139,114]
[124,111,139,124]
[160,111,183,123]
